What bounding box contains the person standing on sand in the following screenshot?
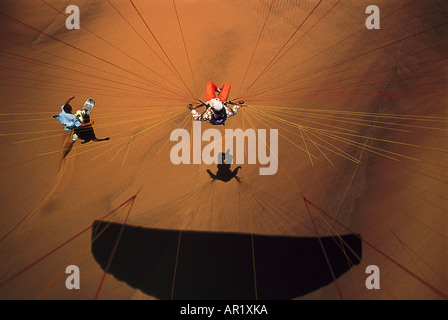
[188,81,244,126]
[53,96,110,144]
[53,95,82,142]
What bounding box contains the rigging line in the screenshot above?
[253,79,448,102]
[248,36,448,98]
[44,137,130,162]
[108,137,139,164]
[0,64,164,98]
[252,109,342,173]
[249,105,360,134]
[89,109,184,139]
[0,105,178,115]
[298,124,336,217]
[254,105,411,134]
[35,208,127,300]
[237,0,276,98]
[309,127,413,163]
[0,80,182,103]
[246,108,319,160]
[246,90,448,103]
[305,127,421,163]
[0,71,179,101]
[2,109,180,126]
[306,199,448,299]
[172,0,199,98]
[247,107,390,164]
[251,62,447,100]
[246,85,448,106]
[306,125,445,167]
[322,52,448,85]
[94,196,137,300]
[326,39,448,76]
[402,212,448,242]
[239,182,294,233]
[0,79,186,105]
[295,126,362,165]
[0,115,180,176]
[304,129,448,203]
[389,230,444,300]
[267,0,343,76]
[287,111,444,140]
[301,129,345,178]
[245,20,448,100]
[0,38,186,98]
[240,0,324,98]
[299,128,330,211]
[240,182,315,235]
[249,107,448,207]
[170,183,222,299]
[130,110,184,139]
[250,104,448,122]
[282,166,358,300]
[129,0,197,100]
[272,112,420,133]
[156,112,191,156]
[304,200,344,299]
[0,195,136,288]
[171,229,182,300]
[0,12,186,98]
[39,0,185,96]
[0,80,184,106]
[106,0,189,92]
[89,129,155,163]
[252,104,448,134]
[310,205,396,300]
[247,93,448,107]
[88,112,184,162]
[121,136,134,166]
[3,111,182,171]
[268,109,412,134]
[76,138,142,163]
[244,109,344,299]
[302,124,448,155]
[0,55,187,102]
[243,0,342,98]
[87,111,184,162]
[390,230,448,286]
[243,0,422,98]
[250,109,383,177]
[236,180,259,300]
[249,106,448,155]
[75,111,183,144]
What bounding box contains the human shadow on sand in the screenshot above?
[91,221,362,300]
[207,151,242,182]
[57,114,110,158]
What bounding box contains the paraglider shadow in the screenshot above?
[207,150,242,183]
[91,221,362,300]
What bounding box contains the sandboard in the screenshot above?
[83,98,95,115]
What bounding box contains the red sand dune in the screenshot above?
[0,0,447,300]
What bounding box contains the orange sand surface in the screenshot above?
[0,0,447,300]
